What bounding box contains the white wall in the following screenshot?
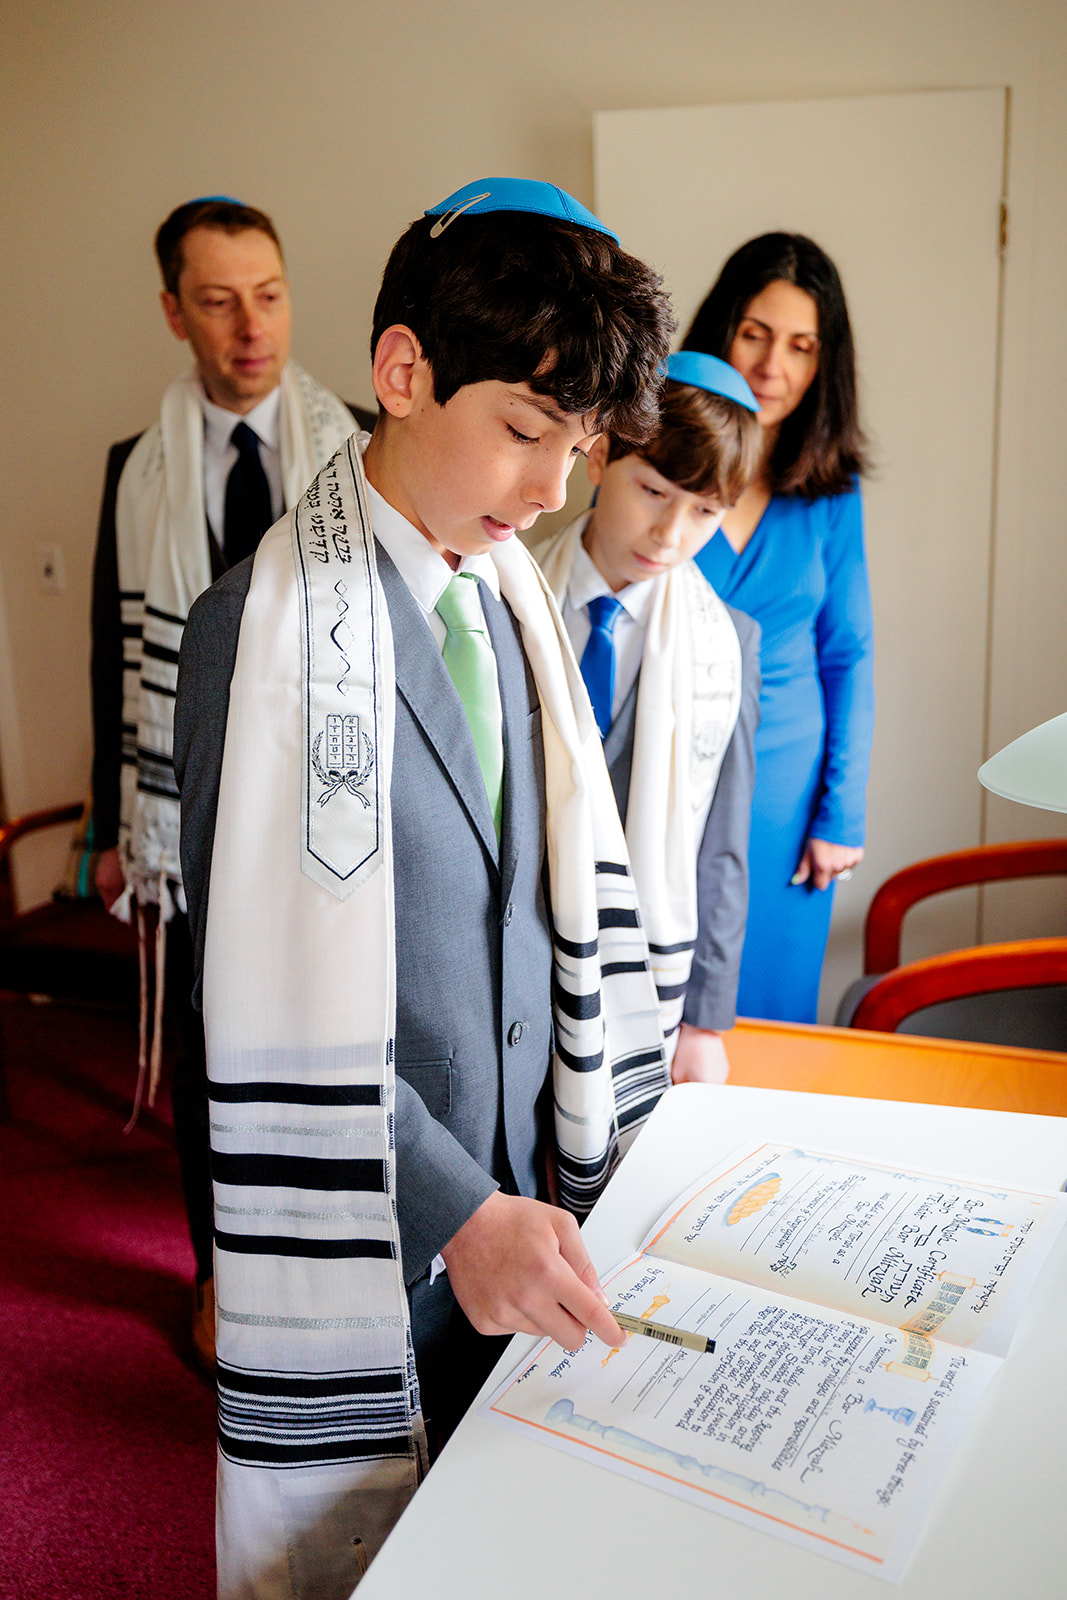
[2,0,1065,971]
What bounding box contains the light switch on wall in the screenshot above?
[37,545,65,594]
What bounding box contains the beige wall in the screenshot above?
[3,0,1065,963]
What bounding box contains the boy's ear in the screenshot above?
[371,325,431,418]
[586,435,611,489]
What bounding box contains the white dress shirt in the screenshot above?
[561,535,656,721]
[201,385,284,542]
[366,482,501,652]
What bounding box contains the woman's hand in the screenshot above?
[792,837,864,892]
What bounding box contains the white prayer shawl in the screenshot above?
[112,361,355,919]
[206,439,667,1598]
[536,514,743,1058]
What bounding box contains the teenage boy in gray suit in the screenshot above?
[174,179,673,1594]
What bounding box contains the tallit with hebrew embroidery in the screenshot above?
[204,438,667,1596]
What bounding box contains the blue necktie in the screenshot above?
[580,594,624,738]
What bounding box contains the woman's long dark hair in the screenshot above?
[684,233,868,499]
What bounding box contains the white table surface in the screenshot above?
[357,1084,1067,1598]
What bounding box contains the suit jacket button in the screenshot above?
[503,902,514,927]
[507,1021,524,1046]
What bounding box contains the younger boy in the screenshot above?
[536,351,763,1083]
[173,179,673,1597]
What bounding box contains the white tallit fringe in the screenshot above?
[205,440,667,1596]
[121,890,169,1135]
[111,362,353,1111]
[536,515,743,1059]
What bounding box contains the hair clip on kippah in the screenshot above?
[429,193,492,239]
[425,177,620,244]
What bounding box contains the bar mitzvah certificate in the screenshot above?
[485,1141,1067,1582]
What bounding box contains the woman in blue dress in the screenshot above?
[685,234,874,1022]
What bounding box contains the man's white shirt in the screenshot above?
[201,385,284,540]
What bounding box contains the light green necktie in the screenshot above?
[435,573,504,840]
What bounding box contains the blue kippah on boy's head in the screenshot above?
[666,350,760,413]
[425,178,620,243]
[188,194,245,206]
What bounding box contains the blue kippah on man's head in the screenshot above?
[187,194,245,206]
[666,350,760,413]
[425,177,620,244]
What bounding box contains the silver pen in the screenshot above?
[613,1311,715,1355]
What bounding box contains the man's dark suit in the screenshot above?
[89,404,375,1286]
[173,541,554,1432]
[90,405,377,853]
[602,603,761,1032]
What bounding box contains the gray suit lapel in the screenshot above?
[377,544,500,868]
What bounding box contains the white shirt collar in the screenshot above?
[568,526,657,625]
[200,383,282,454]
[366,481,501,614]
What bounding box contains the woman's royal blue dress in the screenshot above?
[694,486,874,1022]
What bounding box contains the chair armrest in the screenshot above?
[864,839,1067,972]
[851,936,1067,1033]
[0,803,83,866]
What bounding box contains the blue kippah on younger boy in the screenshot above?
[666,350,760,413]
[425,177,620,243]
[188,194,245,206]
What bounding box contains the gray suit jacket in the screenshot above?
[603,603,760,1032]
[173,543,554,1289]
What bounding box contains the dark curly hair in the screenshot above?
[372,210,675,446]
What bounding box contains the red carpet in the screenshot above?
[0,998,216,1599]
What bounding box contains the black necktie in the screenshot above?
[223,420,274,566]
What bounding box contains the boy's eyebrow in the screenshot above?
[510,391,571,427]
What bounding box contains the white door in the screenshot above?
[595,89,1007,1019]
